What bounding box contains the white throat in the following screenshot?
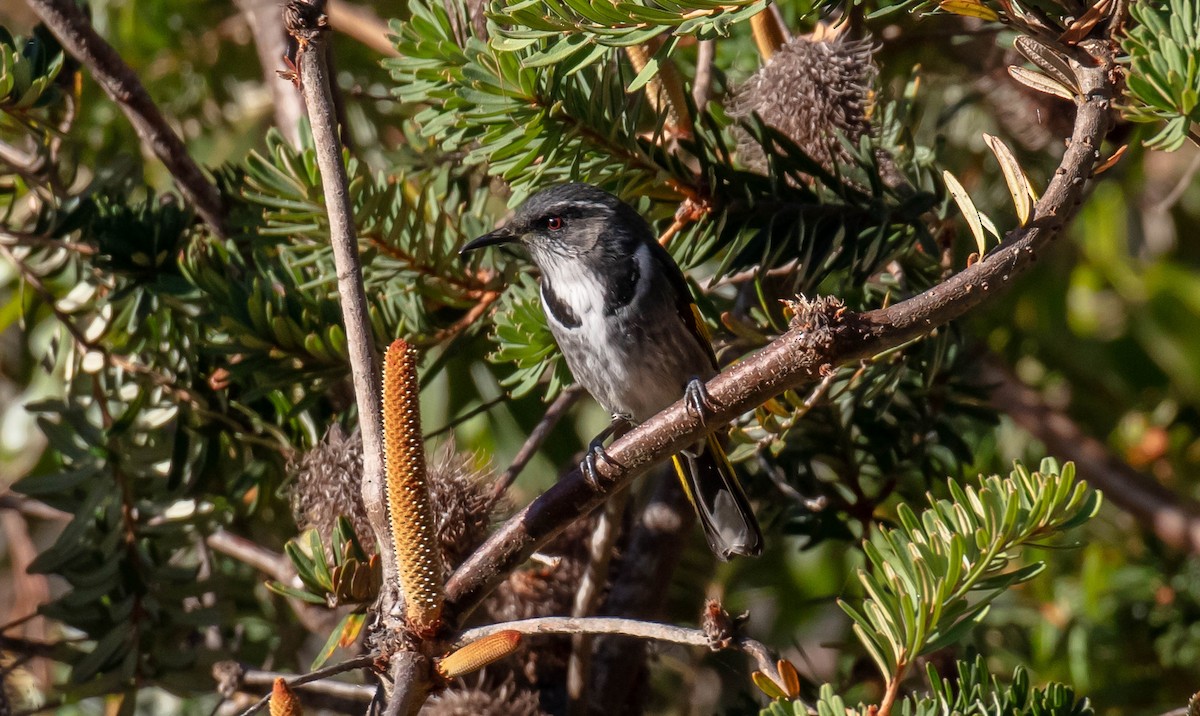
[540,259,606,321]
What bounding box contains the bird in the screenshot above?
[460,182,763,560]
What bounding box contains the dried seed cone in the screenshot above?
[269,678,302,716]
[727,32,877,173]
[383,338,443,635]
[437,631,523,680]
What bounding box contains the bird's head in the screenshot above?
[459,183,648,265]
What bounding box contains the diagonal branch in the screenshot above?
[326,0,399,57]
[25,0,226,235]
[983,359,1200,553]
[442,39,1117,626]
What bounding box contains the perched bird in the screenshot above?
[460,183,763,559]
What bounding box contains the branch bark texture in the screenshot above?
[25,0,226,235]
[456,616,781,686]
[443,40,1117,626]
[286,1,393,611]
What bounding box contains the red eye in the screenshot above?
[546,216,564,231]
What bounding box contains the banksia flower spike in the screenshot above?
[289,425,372,549]
[437,631,523,681]
[269,678,302,716]
[383,338,444,635]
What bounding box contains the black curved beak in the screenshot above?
[459,228,517,260]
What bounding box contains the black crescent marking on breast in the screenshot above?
[541,280,582,329]
[604,254,640,315]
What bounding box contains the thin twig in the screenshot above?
[1149,149,1200,214]
[706,259,801,290]
[423,394,510,440]
[25,0,226,235]
[420,290,501,346]
[286,0,395,615]
[879,668,904,716]
[0,228,96,255]
[235,665,374,702]
[457,616,779,680]
[492,387,585,501]
[205,530,292,583]
[590,472,694,710]
[441,39,1117,625]
[202,530,336,633]
[753,370,838,453]
[0,634,62,659]
[0,493,70,522]
[233,654,379,716]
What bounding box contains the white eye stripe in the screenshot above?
[543,201,610,214]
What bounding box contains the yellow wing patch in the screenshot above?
[684,302,719,368]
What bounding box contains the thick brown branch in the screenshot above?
[382,652,429,716]
[25,0,226,235]
[442,40,1116,626]
[983,359,1200,553]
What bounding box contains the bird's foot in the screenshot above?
[684,377,717,425]
[581,439,614,490]
[580,416,631,489]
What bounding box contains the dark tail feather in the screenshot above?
[671,434,763,560]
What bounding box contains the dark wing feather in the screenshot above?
[647,239,719,371]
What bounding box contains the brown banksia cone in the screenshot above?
[383,338,443,635]
[423,677,547,716]
[289,425,373,551]
[426,442,498,570]
[727,29,878,174]
[269,678,302,716]
[480,516,597,624]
